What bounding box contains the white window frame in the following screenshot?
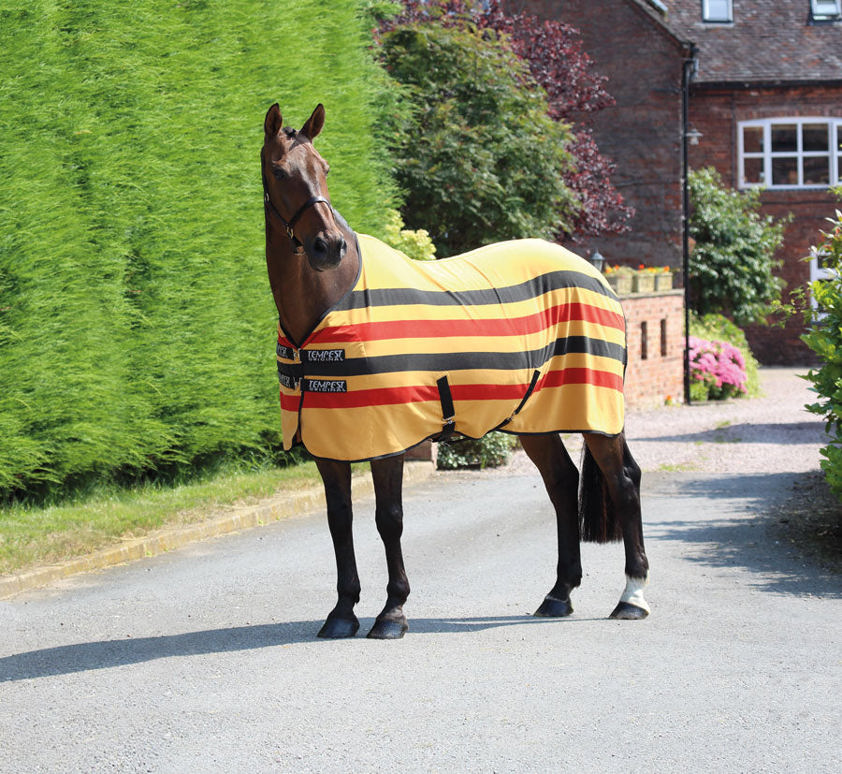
[809,246,837,316]
[811,0,842,21]
[738,117,842,190]
[702,0,733,22]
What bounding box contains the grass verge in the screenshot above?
[0,461,337,576]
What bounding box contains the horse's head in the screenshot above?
[261,103,347,270]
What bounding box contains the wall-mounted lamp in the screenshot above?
[589,248,605,272]
[685,127,703,145]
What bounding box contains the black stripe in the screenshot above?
[276,336,626,380]
[335,269,614,312]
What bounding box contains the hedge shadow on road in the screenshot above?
[649,472,842,600]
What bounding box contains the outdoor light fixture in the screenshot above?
[589,248,605,272]
[686,126,703,145]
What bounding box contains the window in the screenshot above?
[738,118,842,189]
[810,246,837,316]
[811,0,842,21]
[703,0,733,22]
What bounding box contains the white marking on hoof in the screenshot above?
[620,576,650,614]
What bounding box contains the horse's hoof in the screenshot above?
[317,614,360,639]
[367,617,409,640]
[609,601,649,620]
[534,595,573,618]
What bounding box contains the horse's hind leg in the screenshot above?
[315,458,361,638]
[520,433,582,618]
[582,433,650,619]
[367,454,410,640]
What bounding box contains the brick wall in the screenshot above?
[621,290,685,408]
[509,0,690,270]
[688,84,840,364]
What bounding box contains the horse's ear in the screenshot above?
[301,104,325,141]
[264,103,283,138]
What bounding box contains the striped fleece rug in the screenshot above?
[276,234,627,462]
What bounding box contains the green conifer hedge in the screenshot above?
[0,0,395,498]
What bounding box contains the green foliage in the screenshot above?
[689,168,788,326]
[801,208,842,500]
[689,312,761,400]
[436,432,516,470]
[0,0,396,500]
[382,210,437,260]
[379,23,578,256]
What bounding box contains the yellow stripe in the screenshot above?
[321,285,623,326]
[345,322,625,357]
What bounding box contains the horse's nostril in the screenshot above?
[313,237,328,255]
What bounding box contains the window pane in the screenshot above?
[771,124,798,152]
[705,0,731,21]
[743,158,764,184]
[743,126,764,153]
[803,156,830,185]
[803,124,829,152]
[817,248,834,272]
[772,157,798,185]
[813,1,841,18]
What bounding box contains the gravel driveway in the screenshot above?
[497,366,826,477]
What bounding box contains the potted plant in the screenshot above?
[655,266,673,291]
[633,265,656,294]
[604,265,634,295]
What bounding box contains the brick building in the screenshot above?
[509,0,842,364]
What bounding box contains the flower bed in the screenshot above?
[688,335,748,401]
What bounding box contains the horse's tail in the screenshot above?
[579,445,624,543]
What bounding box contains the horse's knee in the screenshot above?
[375,503,404,542]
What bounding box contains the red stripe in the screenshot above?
[283,368,622,410]
[541,367,623,392]
[280,392,300,412]
[304,301,623,345]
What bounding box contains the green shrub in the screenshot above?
[378,22,578,257]
[689,168,788,326]
[801,206,842,500]
[382,210,437,261]
[0,0,397,500]
[436,432,516,470]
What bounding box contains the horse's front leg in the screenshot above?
[367,454,410,639]
[315,457,361,638]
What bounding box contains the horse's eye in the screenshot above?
[324,165,330,176]
[272,167,287,181]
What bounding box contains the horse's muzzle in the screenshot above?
[306,232,347,271]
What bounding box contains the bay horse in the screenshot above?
[261,103,649,639]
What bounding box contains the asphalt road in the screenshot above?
[1,466,841,773]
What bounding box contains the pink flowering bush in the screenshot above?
[688,336,748,401]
